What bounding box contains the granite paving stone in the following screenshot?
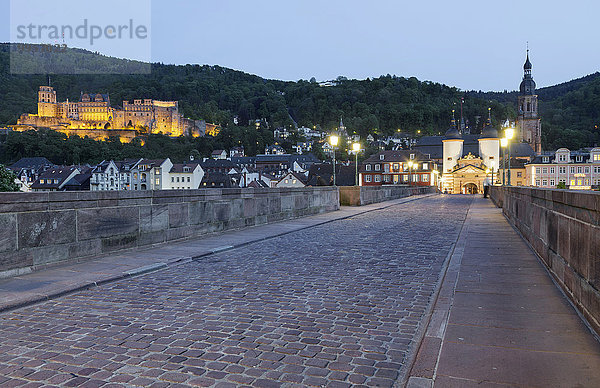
[0,195,470,386]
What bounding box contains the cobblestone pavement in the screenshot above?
[0,196,472,388]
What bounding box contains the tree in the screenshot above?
[0,165,19,192]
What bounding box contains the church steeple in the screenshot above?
[517,46,542,155]
[520,49,536,95]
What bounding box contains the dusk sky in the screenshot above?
[2,0,599,91]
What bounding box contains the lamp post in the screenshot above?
[352,142,361,186]
[501,138,508,185]
[490,161,496,186]
[433,170,440,190]
[408,161,414,186]
[505,127,514,186]
[330,135,339,186]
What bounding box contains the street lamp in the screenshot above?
[408,161,414,186]
[330,135,339,186]
[501,138,508,185]
[433,170,440,190]
[505,127,515,186]
[490,161,496,186]
[352,142,361,186]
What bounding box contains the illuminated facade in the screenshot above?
[14,86,211,141]
[526,148,600,190]
[359,150,438,187]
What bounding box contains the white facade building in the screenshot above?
[526,148,600,190]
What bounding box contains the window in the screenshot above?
[536,168,541,174]
[423,163,428,170]
[380,155,385,161]
[571,179,576,186]
[536,180,541,186]
[517,172,522,178]
[365,175,372,183]
[542,168,548,174]
[558,154,566,162]
[576,156,583,162]
[187,177,191,183]
[571,167,576,174]
[447,157,452,161]
[176,177,180,183]
[393,164,399,171]
[559,167,566,174]
[375,175,381,182]
[585,167,590,174]
[384,164,390,173]
[155,168,161,175]
[543,157,549,163]
[550,179,555,186]
[384,175,391,182]
[155,178,160,185]
[403,175,408,182]
[550,167,555,174]
[285,179,289,184]
[171,177,175,183]
[366,164,372,171]
[410,154,415,160]
[578,167,583,174]
[375,164,381,171]
[40,179,45,184]
[292,179,297,184]
[542,180,548,186]
[594,154,600,162]
[423,174,429,182]
[412,175,418,182]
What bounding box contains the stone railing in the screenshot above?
[0,187,339,277]
[339,185,438,206]
[490,186,600,334]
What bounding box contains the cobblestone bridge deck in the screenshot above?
[0,195,598,387]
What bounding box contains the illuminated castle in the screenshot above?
[15,86,220,142]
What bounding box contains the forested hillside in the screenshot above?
[1,43,599,153]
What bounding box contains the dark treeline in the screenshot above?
[1,43,599,156]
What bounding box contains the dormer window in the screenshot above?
[380,155,385,161]
[366,164,371,171]
[410,154,415,160]
[542,157,549,163]
[576,156,583,162]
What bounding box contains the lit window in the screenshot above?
[365,175,372,183]
[292,180,297,184]
[375,175,381,182]
[375,164,381,171]
[423,163,428,170]
[410,154,415,160]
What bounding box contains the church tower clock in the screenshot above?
[517,50,542,154]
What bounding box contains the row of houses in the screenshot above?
[357,147,600,192]
[7,152,344,192]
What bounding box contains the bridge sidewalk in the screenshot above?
[0,193,436,313]
[407,197,600,387]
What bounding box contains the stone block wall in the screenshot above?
[0,187,339,277]
[490,186,600,334]
[339,186,438,206]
